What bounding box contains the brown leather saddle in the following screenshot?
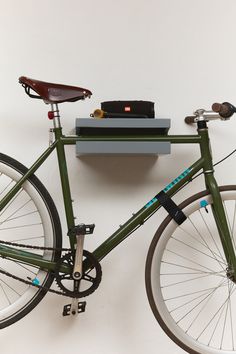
[19,76,92,104]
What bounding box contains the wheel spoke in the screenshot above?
[228,280,235,350]
[165,249,218,274]
[0,189,23,219]
[0,180,14,197]
[0,282,11,305]
[199,209,225,263]
[171,236,226,269]
[13,261,38,276]
[177,279,226,326]
[164,282,228,301]
[220,280,232,349]
[178,224,225,266]
[170,290,215,314]
[196,286,236,342]
[0,272,23,297]
[3,210,38,224]
[0,199,34,225]
[187,216,225,269]
[161,260,222,275]
[9,235,44,242]
[224,201,236,253]
[161,271,225,289]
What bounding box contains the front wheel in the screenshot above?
[0,153,62,328]
[145,186,236,354]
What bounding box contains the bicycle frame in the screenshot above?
[0,119,236,276]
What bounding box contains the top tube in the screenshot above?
[60,134,202,145]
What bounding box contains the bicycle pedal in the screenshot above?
[68,223,95,238]
[76,223,95,235]
[62,301,86,317]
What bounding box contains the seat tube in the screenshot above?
[51,104,76,246]
[199,121,236,274]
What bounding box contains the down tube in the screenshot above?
[93,157,204,262]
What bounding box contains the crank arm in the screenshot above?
[73,234,85,280]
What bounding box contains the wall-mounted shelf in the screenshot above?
[75,118,171,156]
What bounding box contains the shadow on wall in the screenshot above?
[75,147,196,188]
[78,155,158,185]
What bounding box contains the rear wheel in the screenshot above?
[0,153,62,328]
[146,186,236,354]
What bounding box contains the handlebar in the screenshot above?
[185,102,236,124]
[185,116,196,124]
[212,102,236,119]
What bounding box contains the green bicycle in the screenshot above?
[0,76,236,354]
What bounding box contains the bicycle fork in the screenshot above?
[199,123,236,279]
[206,173,236,280]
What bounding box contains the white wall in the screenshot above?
[0,1,236,353]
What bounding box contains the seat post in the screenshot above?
[50,103,61,128]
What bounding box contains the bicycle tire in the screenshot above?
[0,153,62,328]
[145,186,236,354]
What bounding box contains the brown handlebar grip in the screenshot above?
[212,103,230,116]
[185,116,196,124]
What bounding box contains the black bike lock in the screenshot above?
[156,191,187,225]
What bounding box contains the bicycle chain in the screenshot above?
[0,239,74,297]
[0,268,69,296]
[0,239,71,252]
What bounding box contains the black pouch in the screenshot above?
[101,100,155,118]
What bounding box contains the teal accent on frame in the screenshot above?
[163,168,192,193]
[145,197,158,208]
[145,167,192,209]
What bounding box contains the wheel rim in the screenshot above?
[0,162,55,323]
[149,190,236,354]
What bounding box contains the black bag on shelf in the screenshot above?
[101,100,155,118]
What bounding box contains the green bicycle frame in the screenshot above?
[0,122,236,275]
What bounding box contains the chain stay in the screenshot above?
[0,239,72,297]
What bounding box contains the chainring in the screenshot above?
[55,250,102,298]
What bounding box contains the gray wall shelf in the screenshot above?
[75,118,171,156]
